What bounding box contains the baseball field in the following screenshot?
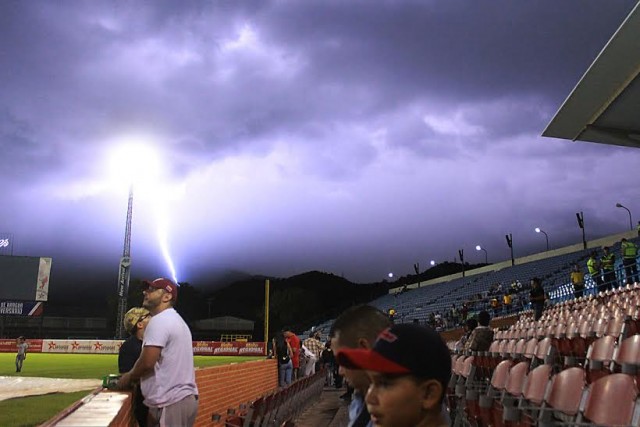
[0,353,263,427]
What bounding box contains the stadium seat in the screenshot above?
[478,359,513,426]
[578,373,640,426]
[614,334,640,383]
[539,367,586,425]
[513,364,553,427]
[585,335,615,383]
[497,361,529,426]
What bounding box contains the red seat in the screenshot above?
[614,334,640,383]
[495,361,529,427]
[585,335,615,383]
[540,367,586,425]
[478,360,513,427]
[580,373,639,426]
[514,364,553,427]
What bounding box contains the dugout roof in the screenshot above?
[542,2,640,149]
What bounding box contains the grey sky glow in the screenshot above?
[1,1,639,289]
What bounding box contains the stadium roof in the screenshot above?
[542,2,640,149]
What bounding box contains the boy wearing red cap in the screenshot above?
[337,324,451,427]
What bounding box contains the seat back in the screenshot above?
[522,364,552,405]
[582,373,639,426]
[545,367,585,417]
[491,360,513,389]
[504,362,528,397]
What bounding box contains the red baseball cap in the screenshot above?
[143,278,178,301]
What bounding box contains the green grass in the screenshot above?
[0,353,263,378]
[0,353,264,427]
[0,390,90,427]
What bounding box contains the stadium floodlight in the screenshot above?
[475,245,488,264]
[535,227,549,251]
[107,140,162,191]
[430,260,436,266]
[615,203,633,230]
[388,272,394,278]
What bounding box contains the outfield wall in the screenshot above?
[0,339,266,355]
[45,359,278,426]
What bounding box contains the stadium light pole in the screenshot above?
[505,233,514,266]
[108,141,161,339]
[475,245,488,264]
[535,227,549,251]
[576,212,586,249]
[616,203,633,230]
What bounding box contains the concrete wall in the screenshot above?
[45,359,278,427]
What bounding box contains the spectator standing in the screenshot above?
[274,331,293,387]
[460,302,469,322]
[601,246,617,290]
[330,305,392,427]
[321,341,335,387]
[587,251,603,293]
[464,311,494,352]
[529,277,546,320]
[284,330,301,380]
[15,336,28,373]
[117,278,198,427]
[570,264,585,299]
[620,238,639,284]
[118,307,151,427]
[502,293,512,314]
[336,324,451,427]
[303,331,324,376]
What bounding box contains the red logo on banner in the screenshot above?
[71,341,80,350]
[48,341,57,349]
[93,342,103,350]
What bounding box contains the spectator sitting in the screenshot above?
[464,311,494,353]
[455,318,478,352]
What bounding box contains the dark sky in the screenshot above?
[1,1,639,291]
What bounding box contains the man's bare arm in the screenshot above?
[117,345,161,389]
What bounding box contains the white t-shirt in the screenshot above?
[141,307,198,408]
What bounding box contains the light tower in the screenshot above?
[116,186,134,339]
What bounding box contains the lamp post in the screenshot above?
[475,245,488,264]
[535,227,549,251]
[616,203,633,230]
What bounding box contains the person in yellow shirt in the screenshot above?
[570,264,585,298]
[620,238,639,284]
[587,251,603,293]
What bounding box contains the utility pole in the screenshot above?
[115,187,133,339]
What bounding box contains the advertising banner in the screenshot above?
[36,257,52,301]
[192,341,266,356]
[0,301,43,316]
[42,339,124,354]
[0,339,43,353]
[0,339,265,355]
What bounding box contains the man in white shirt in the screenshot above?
[118,278,199,426]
